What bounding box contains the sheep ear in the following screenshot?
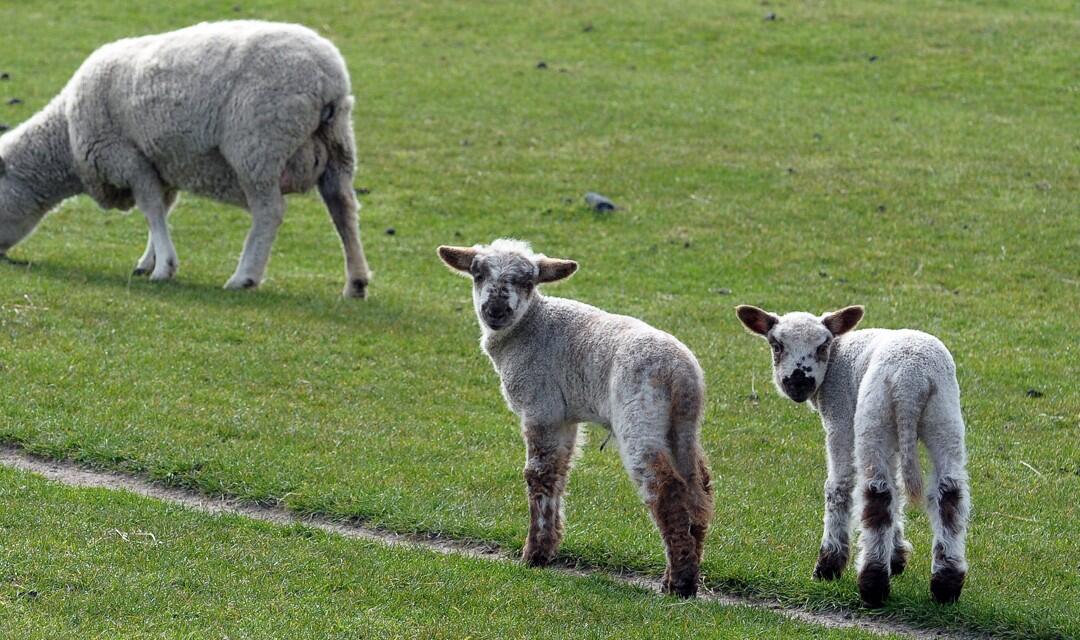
[822,305,864,336]
[437,245,478,274]
[735,305,778,336]
[537,258,577,283]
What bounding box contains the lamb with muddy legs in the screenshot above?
[736,304,970,607]
[439,239,714,597]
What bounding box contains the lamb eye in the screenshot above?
[816,341,831,358]
[770,341,783,355]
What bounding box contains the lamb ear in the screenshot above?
[735,305,779,336]
[822,305,864,336]
[537,258,577,283]
[437,245,478,274]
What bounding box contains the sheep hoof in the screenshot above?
[344,278,367,299]
[930,567,965,604]
[132,267,151,277]
[857,563,890,608]
[224,276,259,291]
[813,547,848,580]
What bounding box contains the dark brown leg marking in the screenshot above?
[688,454,715,567]
[929,483,966,603]
[649,452,699,598]
[857,486,893,607]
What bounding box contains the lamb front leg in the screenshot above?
[521,422,578,567]
[815,423,856,580]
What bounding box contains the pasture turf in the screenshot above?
[0,1,1076,638]
[0,466,900,639]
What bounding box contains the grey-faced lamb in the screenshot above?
[736,304,970,607]
[439,239,714,597]
[0,21,370,297]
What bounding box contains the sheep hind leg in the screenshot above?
[225,184,285,290]
[318,164,370,299]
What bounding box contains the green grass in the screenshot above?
[0,466,900,639]
[0,0,1077,638]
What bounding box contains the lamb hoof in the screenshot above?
[930,567,965,604]
[344,278,367,299]
[813,547,848,581]
[890,544,911,577]
[521,543,556,568]
[857,563,890,608]
[661,570,699,599]
[132,267,151,277]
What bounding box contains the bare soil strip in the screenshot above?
[0,445,973,639]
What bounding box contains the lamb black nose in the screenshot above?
[782,369,815,401]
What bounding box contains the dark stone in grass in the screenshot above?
[583,23,594,32]
[1025,389,1044,398]
[7,97,23,105]
[536,61,548,70]
[384,227,396,236]
[813,132,822,141]
[354,187,371,195]
[1035,180,1051,191]
[710,287,732,295]
[584,192,616,212]
[877,204,887,213]
[818,270,829,278]
[764,12,777,21]
[869,55,879,62]
[786,167,796,174]
[0,72,8,81]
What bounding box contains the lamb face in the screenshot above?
[438,239,578,333]
[469,250,538,331]
[736,305,864,403]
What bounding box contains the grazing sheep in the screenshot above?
[439,239,714,597]
[0,21,371,297]
[735,305,970,607]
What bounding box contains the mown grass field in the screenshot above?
[0,0,1077,638]
[0,466,901,639]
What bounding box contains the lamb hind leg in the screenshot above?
[640,449,699,598]
[925,428,970,604]
[521,422,578,567]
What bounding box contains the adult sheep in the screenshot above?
[0,21,371,297]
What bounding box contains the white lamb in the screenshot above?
[0,21,371,297]
[439,239,714,598]
[736,304,970,607]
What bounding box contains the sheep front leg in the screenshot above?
[134,185,179,281]
[815,424,856,580]
[226,185,285,290]
[521,422,578,567]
